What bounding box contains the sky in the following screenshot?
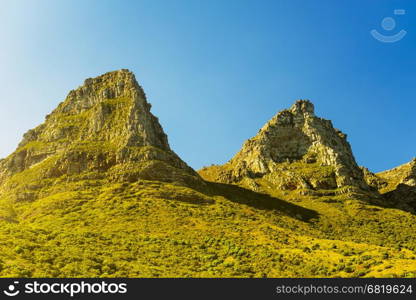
[0,0,415,173]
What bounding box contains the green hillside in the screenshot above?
[0,70,415,278]
[0,178,415,277]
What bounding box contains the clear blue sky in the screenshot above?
[1,0,415,172]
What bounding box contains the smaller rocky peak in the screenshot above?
[289,99,315,116]
[404,158,416,186]
[212,99,369,191]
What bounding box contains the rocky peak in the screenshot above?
[200,100,368,192]
[20,69,169,151]
[0,70,200,195]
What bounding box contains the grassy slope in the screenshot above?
[0,88,414,277]
[197,162,416,278]
[0,175,415,278]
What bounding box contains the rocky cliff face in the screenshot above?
[200,100,368,193]
[374,158,416,213]
[0,70,200,202]
[377,158,416,189]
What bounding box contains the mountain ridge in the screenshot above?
[0,70,415,278]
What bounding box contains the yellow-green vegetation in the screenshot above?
[0,71,414,278]
[0,177,415,278]
[199,161,416,277]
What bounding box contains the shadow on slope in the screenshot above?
[200,181,318,222]
[376,184,416,215]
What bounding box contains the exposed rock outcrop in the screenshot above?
[376,158,416,191]
[200,100,369,193]
[376,158,416,212]
[0,70,201,202]
[361,167,388,191]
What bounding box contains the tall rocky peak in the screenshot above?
[0,70,200,196]
[200,100,368,192]
[19,69,170,151]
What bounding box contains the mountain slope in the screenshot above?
[0,73,415,278]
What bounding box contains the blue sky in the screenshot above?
[0,0,415,172]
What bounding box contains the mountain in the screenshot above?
[0,71,415,278]
[366,158,416,213]
[0,69,202,205]
[377,158,416,191]
[199,100,369,195]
